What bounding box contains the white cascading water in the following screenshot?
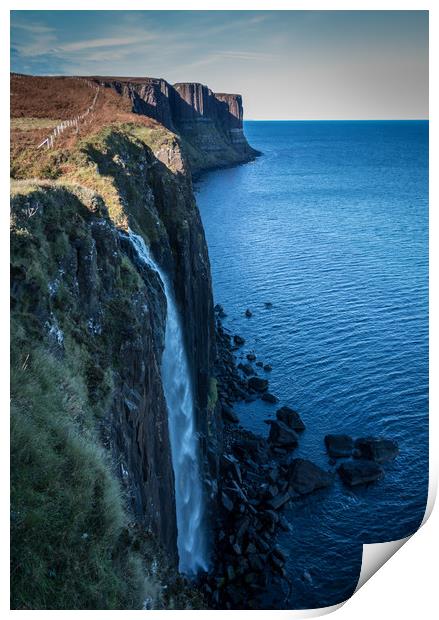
[126,231,208,574]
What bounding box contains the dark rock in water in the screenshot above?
[267,491,291,510]
[272,545,286,563]
[233,334,245,346]
[267,420,298,448]
[262,392,278,404]
[279,515,292,532]
[255,361,264,367]
[324,434,354,458]
[241,363,254,377]
[245,308,253,318]
[276,406,306,432]
[354,437,399,463]
[338,460,384,486]
[264,301,273,308]
[222,403,239,424]
[232,434,268,463]
[246,352,256,362]
[214,303,227,318]
[263,364,272,372]
[248,376,268,392]
[287,458,334,495]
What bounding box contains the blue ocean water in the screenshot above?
[195,121,429,609]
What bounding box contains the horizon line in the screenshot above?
[245,118,429,122]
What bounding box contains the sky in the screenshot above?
[10,10,428,120]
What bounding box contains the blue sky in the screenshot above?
[10,10,428,119]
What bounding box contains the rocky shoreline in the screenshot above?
[199,305,400,609]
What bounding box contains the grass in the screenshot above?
[10,180,207,609]
[10,340,148,609]
[11,117,62,131]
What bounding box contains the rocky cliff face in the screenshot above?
[11,114,222,607]
[92,76,260,174]
[10,71,257,608]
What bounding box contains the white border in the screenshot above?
[2,2,436,618]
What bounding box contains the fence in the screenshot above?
[37,80,100,150]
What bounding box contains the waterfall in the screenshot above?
[125,231,208,574]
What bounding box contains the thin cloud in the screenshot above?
[53,35,150,53]
[218,50,277,61]
[12,21,55,34]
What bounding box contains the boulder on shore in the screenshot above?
[276,406,306,432]
[241,363,254,377]
[324,434,353,458]
[221,403,239,424]
[337,460,384,486]
[353,437,399,463]
[287,458,334,495]
[267,420,298,448]
[248,376,268,392]
[246,353,256,362]
[233,335,245,347]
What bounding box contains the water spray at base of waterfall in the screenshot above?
[125,230,209,575]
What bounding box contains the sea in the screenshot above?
[195,120,429,609]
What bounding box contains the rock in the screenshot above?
[267,491,291,510]
[324,434,354,458]
[354,437,399,463]
[233,335,245,346]
[246,542,258,555]
[263,364,272,372]
[269,553,284,572]
[266,484,279,498]
[248,376,268,392]
[245,309,253,318]
[337,460,384,486]
[235,516,250,544]
[267,420,298,448]
[221,492,234,511]
[241,363,254,377]
[256,538,270,553]
[221,403,238,424]
[246,353,256,362]
[279,515,292,532]
[259,509,279,529]
[272,545,286,563]
[222,454,242,483]
[287,458,334,495]
[262,392,278,403]
[214,303,227,318]
[264,302,273,308]
[276,406,306,431]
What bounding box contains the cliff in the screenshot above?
[90,76,260,174]
[10,73,228,608]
